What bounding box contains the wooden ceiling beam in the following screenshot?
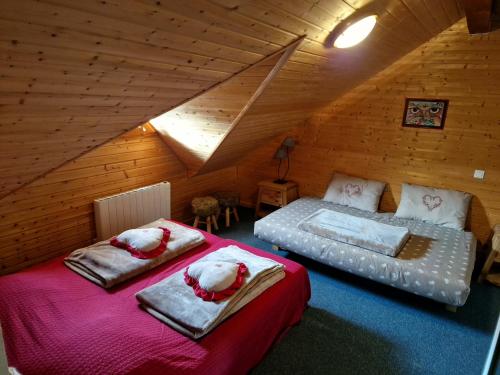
[463,0,493,33]
[195,37,305,176]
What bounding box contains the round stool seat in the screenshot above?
[214,191,240,208]
[191,196,219,217]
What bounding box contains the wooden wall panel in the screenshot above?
[0,125,236,275]
[238,19,500,244]
[0,0,464,198]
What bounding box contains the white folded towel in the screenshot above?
[298,209,410,257]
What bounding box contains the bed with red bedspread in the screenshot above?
[0,227,310,375]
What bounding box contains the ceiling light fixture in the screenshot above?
[332,15,377,48]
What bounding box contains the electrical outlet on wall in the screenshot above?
[473,170,485,180]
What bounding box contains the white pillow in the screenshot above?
[394,183,471,230]
[187,261,240,292]
[115,228,164,252]
[323,173,386,212]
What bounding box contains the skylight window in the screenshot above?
[150,112,219,160]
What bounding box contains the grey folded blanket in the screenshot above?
[136,245,285,339]
[64,219,205,288]
[298,209,410,257]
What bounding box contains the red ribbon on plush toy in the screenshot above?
[184,262,248,302]
[110,227,171,259]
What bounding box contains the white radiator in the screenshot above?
[94,182,171,240]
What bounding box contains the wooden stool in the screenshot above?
[480,224,500,286]
[214,191,240,227]
[191,196,219,233]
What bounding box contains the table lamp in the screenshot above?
[273,137,295,184]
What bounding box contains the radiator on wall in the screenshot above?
[94,182,171,241]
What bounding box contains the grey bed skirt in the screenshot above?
[254,197,476,306]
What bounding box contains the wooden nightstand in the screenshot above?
[255,180,298,218]
[480,224,500,286]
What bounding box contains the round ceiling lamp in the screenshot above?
[332,15,377,48]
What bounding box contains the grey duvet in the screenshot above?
[136,245,285,339]
[65,219,205,288]
[254,197,476,306]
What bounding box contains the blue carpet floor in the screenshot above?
[216,208,500,375]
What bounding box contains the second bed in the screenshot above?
[254,197,476,306]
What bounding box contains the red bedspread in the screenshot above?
[0,228,310,375]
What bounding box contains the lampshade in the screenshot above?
[333,15,377,49]
[282,137,295,148]
[274,147,287,160]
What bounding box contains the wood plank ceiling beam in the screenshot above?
[196,36,305,176]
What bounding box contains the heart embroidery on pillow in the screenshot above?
[184,261,248,302]
[345,183,362,197]
[422,195,443,211]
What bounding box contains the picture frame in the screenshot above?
[402,98,449,129]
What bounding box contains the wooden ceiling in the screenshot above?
[0,0,465,197]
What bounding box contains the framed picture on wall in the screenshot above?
[402,98,449,129]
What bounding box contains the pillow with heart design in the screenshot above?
[323,172,385,212]
[184,261,248,301]
[395,183,471,230]
[422,194,443,211]
[110,227,171,259]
